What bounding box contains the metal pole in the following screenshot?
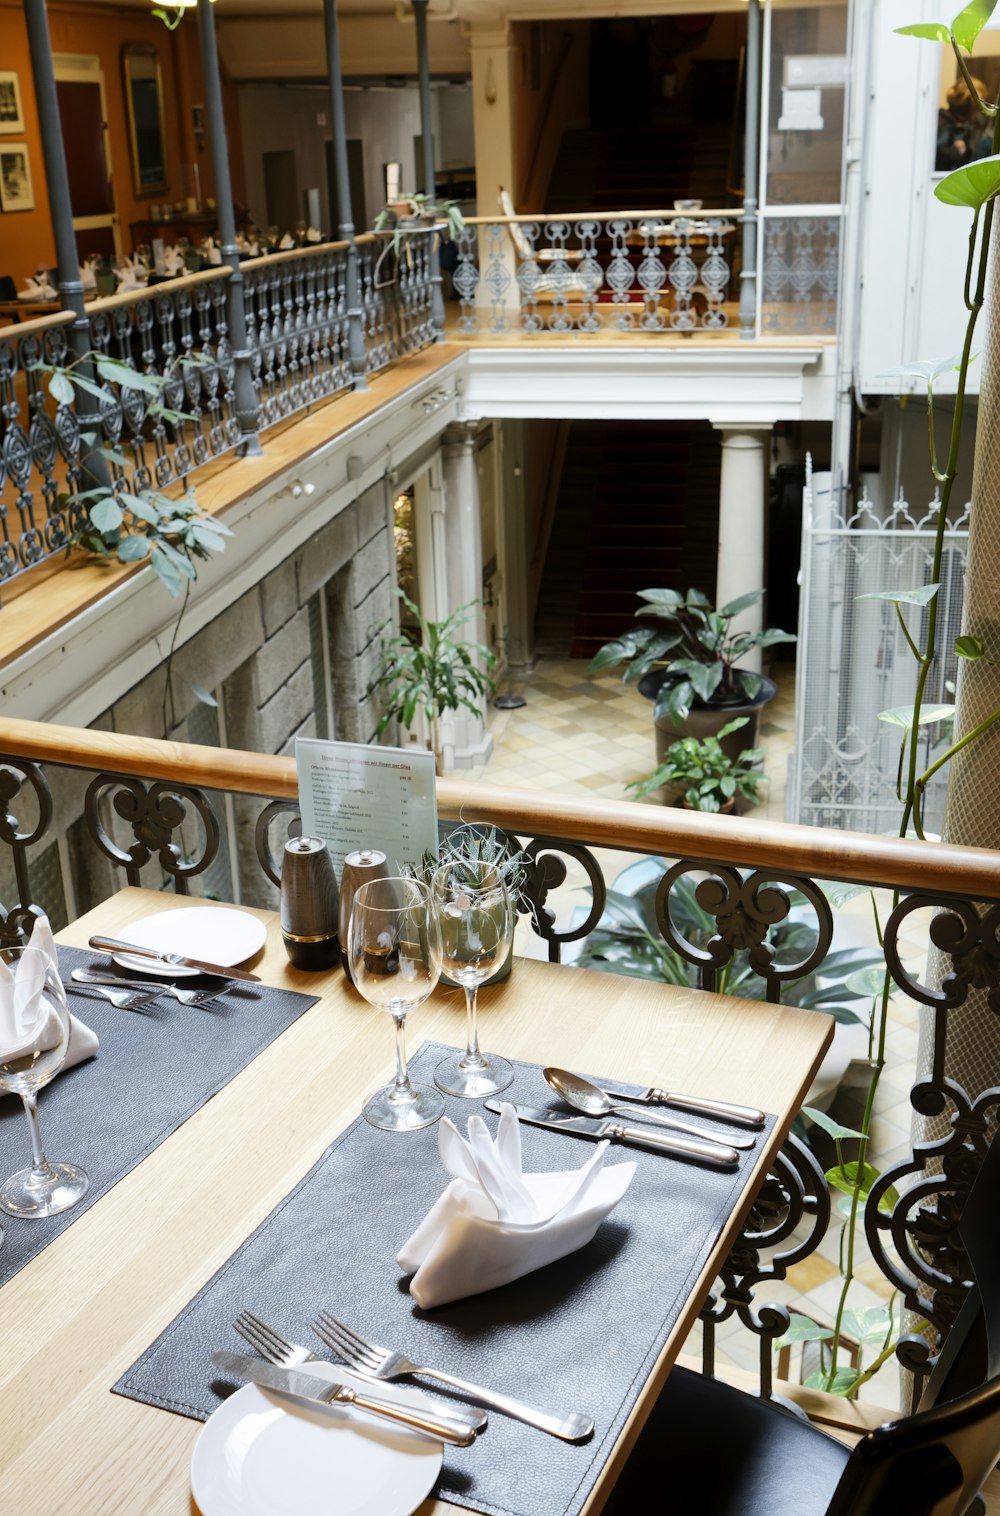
[22,0,106,485]
[739,0,761,339]
[324,0,368,387]
[196,0,262,453]
[412,0,446,341]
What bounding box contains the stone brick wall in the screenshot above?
[1,480,397,924]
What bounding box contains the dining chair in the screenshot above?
[604,1129,1000,1516]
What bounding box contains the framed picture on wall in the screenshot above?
[0,71,25,134]
[0,143,35,212]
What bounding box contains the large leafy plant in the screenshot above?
[370,589,496,763]
[589,588,796,725]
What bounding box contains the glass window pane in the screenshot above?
[766,4,848,206]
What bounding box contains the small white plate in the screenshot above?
[112,906,267,979]
[191,1362,445,1516]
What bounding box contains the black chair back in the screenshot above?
[0,275,16,301]
[828,1373,1000,1516]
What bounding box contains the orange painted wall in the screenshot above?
[0,0,244,288]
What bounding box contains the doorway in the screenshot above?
[262,149,300,234]
[54,55,118,259]
[325,138,366,236]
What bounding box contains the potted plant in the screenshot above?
[369,589,496,771]
[404,822,528,984]
[626,718,764,812]
[589,588,796,764]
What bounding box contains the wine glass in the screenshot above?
[348,877,444,1132]
[0,943,89,1218]
[431,861,514,1098]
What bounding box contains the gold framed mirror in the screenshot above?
[122,44,168,198]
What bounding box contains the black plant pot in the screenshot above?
[637,669,778,766]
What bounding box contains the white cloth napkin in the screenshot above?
[0,917,97,1091]
[19,276,57,300]
[306,226,323,243]
[397,1102,635,1308]
[161,246,185,276]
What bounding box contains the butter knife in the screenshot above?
[89,935,261,983]
[212,1352,477,1446]
[485,1101,740,1169]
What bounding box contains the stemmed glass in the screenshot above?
[348,877,444,1132]
[432,861,514,1098]
[0,944,89,1218]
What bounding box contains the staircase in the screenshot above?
[533,421,721,661]
[545,120,735,215]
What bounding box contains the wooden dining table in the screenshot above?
[0,887,832,1515]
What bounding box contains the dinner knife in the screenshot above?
[608,1085,766,1130]
[485,1102,740,1169]
[211,1352,478,1446]
[88,935,261,983]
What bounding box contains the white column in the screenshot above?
[468,26,520,325]
[713,424,773,673]
[441,422,493,769]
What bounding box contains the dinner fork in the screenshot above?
[70,969,226,1008]
[311,1312,595,1443]
[68,982,158,1012]
[232,1312,487,1434]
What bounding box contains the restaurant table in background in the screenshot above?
[0,887,832,1516]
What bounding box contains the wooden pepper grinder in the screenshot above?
[280,836,340,971]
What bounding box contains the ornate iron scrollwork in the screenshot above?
[84,773,219,891]
[255,800,302,888]
[702,1134,830,1398]
[0,759,53,944]
[655,861,834,998]
[519,837,606,962]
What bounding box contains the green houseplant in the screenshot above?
[627,718,764,812]
[403,822,528,984]
[589,588,796,763]
[370,589,496,770]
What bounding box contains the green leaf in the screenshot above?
[819,879,874,909]
[935,154,1000,210]
[190,683,218,707]
[773,1313,836,1349]
[956,634,986,659]
[117,535,151,564]
[48,372,75,405]
[802,1106,866,1141]
[95,358,162,395]
[846,965,889,999]
[150,544,183,596]
[90,497,124,533]
[894,21,953,40]
[951,0,999,52]
[118,493,161,526]
[842,1304,896,1343]
[804,1366,862,1396]
[877,354,969,384]
[878,702,955,730]
[857,584,939,607]
[718,588,764,619]
[826,1160,900,1213]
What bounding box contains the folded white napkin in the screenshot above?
[19,277,57,300]
[161,246,185,276]
[0,917,97,1091]
[397,1103,635,1309]
[306,226,323,243]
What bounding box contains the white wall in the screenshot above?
[855,0,988,395]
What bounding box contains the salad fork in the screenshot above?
[311,1311,594,1443]
[232,1312,488,1434]
[71,969,226,1008]
[68,982,158,1012]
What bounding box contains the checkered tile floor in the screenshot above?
[463,658,912,1408]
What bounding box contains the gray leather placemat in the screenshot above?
[0,945,319,1288]
[116,1041,775,1516]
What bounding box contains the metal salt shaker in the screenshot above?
[280,836,340,971]
[338,848,390,985]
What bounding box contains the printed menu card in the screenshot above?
[295,737,438,876]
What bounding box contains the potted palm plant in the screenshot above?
[369,589,495,772]
[589,588,795,764]
[626,719,764,812]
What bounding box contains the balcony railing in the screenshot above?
[452,210,742,337]
[0,715,995,1402]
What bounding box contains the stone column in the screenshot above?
[441,422,493,768]
[713,424,772,671]
[467,27,520,328]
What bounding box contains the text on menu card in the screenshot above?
[295,738,438,876]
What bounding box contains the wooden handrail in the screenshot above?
[239,241,352,271]
[0,717,998,900]
[463,208,744,226]
[0,309,76,341]
[84,266,236,316]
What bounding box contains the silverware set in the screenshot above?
[69,969,227,1011]
[217,1308,595,1447]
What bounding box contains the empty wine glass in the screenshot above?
[432,861,514,1098]
[0,943,89,1218]
[348,877,444,1132]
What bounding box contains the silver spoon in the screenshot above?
[543,1067,757,1150]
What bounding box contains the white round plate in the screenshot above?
[191,1364,444,1516]
[112,906,267,979]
